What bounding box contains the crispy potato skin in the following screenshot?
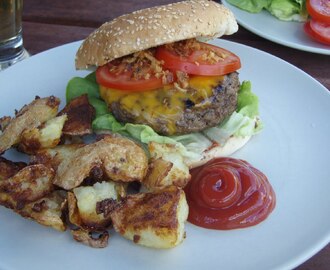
[0,156,26,181]
[18,190,67,231]
[0,164,54,210]
[53,136,148,190]
[109,186,188,248]
[30,144,84,171]
[0,116,11,131]
[58,95,95,136]
[71,229,109,248]
[0,96,60,154]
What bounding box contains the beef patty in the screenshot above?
[101,72,240,136]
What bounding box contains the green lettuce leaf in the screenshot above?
[66,77,100,102]
[89,97,109,117]
[266,0,308,21]
[226,0,308,22]
[237,80,259,118]
[85,72,97,84]
[226,0,271,13]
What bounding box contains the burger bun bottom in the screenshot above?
[187,136,251,169]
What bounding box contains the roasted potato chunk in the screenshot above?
[18,190,67,231]
[144,142,190,191]
[58,94,95,136]
[0,96,60,154]
[0,164,54,210]
[107,186,188,249]
[68,181,124,231]
[18,115,67,154]
[53,136,148,190]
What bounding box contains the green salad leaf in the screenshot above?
[84,72,97,84]
[226,0,308,22]
[267,0,308,21]
[66,77,100,102]
[226,0,271,13]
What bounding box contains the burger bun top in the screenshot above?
[75,0,238,69]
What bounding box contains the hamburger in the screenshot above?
[72,0,262,168]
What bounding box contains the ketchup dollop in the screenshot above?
[184,158,276,230]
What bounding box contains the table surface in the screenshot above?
[20,0,329,269]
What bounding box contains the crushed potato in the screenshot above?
[0,95,190,249]
[144,142,190,191]
[70,181,125,231]
[0,96,60,154]
[19,115,67,154]
[99,186,188,249]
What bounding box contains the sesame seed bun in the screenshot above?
[75,0,238,69]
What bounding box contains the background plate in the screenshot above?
[0,40,330,270]
[223,0,330,55]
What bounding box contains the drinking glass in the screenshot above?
[0,0,29,71]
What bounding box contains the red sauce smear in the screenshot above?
[184,157,276,230]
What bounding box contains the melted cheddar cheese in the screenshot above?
[100,75,224,135]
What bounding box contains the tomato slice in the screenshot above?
[304,20,330,45]
[307,0,330,23]
[155,43,241,76]
[96,64,164,91]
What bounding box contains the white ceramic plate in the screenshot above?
[0,40,330,270]
[222,0,330,55]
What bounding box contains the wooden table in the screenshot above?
[22,0,329,269]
